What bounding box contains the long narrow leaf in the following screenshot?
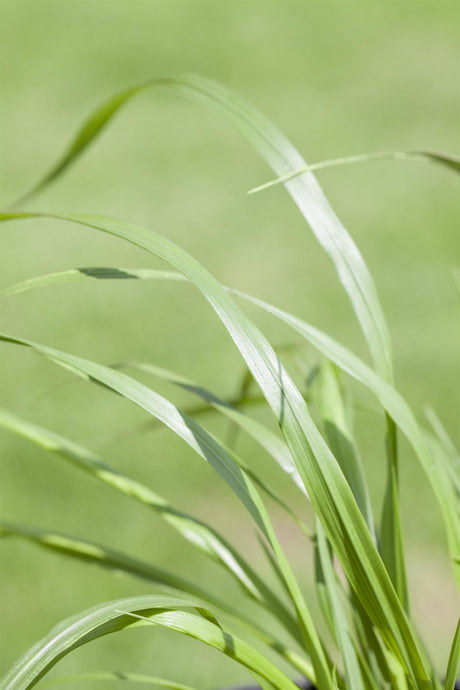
[0,349,329,685]
[41,672,198,689]
[313,361,374,537]
[116,360,307,500]
[0,407,299,640]
[0,595,301,690]
[227,286,460,584]
[316,521,366,690]
[248,150,460,195]
[445,618,460,690]
[3,261,458,586]
[3,72,411,611]
[0,212,431,688]
[0,522,313,680]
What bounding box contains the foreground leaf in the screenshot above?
[0,595,301,690]
[0,522,313,680]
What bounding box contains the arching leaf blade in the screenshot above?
[0,212,431,688]
[0,596,301,690]
[0,406,299,640]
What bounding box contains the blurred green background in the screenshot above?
[1,1,459,685]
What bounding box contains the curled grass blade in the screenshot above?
[0,595,301,690]
[0,213,431,688]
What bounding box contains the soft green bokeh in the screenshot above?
[0,1,459,685]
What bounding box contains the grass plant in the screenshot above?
[0,75,459,690]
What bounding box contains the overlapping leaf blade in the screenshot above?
[0,522,313,679]
[116,360,308,502]
[0,595,301,690]
[0,339,329,685]
[248,150,460,195]
[0,407,299,640]
[0,212,431,688]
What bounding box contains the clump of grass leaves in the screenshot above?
[1,75,459,690]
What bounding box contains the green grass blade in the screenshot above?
[0,521,257,616]
[313,361,374,537]
[0,267,183,297]
[2,259,458,589]
[425,407,460,493]
[117,609,301,690]
[0,522,313,680]
[0,373,324,676]
[0,213,431,688]
[112,362,314,539]
[6,69,413,622]
[0,407,299,638]
[116,360,307,500]
[7,74,393,381]
[316,521,366,690]
[445,618,460,690]
[0,414,279,611]
[162,74,394,384]
[16,75,456,389]
[0,596,301,690]
[8,83,157,208]
[229,287,460,586]
[41,672,198,689]
[0,521,234,604]
[424,431,460,498]
[248,150,460,194]
[380,414,408,612]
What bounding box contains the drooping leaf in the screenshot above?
[0,407,299,642]
[0,522,312,680]
[0,595,301,690]
[0,344,328,686]
[115,360,307,500]
[41,671,198,689]
[0,212,431,688]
